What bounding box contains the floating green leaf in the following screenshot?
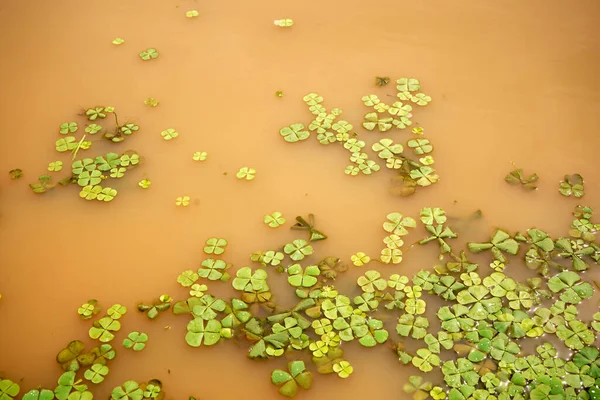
[48,161,63,172]
[264,212,286,228]
[559,174,584,198]
[122,332,148,351]
[280,124,310,143]
[160,128,178,140]
[274,19,294,27]
[9,169,23,179]
[271,361,313,398]
[505,164,538,190]
[111,381,143,400]
[83,364,109,384]
[204,238,228,255]
[236,167,256,180]
[284,239,313,261]
[139,48,159,60]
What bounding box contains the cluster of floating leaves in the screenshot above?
[278,79,439,196]
[164,206,600,398]
[23,106,144,202]
[4,204,600,399]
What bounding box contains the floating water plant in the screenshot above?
[192,151,207,161]
[279,80,438,195]
[112,38,124,45]
[560,174,585,198]
[27,106,143,202]
[138,179,151,189]
[48,161,63,171]
[122,332,148,351]
[291,214,327,241]
[137,295,172,319]
[175,196,190,206]
[139,48,159,61]
[160,128,178,140]
[144,97,159,107]
[375,76,390,86]
[236,167,256,180]
[505,163,539,190]
[9,169,23,179]
[274,19,294,27]
[264,212,286,228]
[186,10,199,18]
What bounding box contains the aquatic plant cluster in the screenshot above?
[2,206,600,399]
[279,78,437,196]
[20,106,143,202]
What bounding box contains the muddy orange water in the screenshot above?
[1,0,600,399]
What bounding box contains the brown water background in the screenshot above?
[1,0,600,399]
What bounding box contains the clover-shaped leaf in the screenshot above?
[383,212,416,236]
[186,318,222,347]
[95,153,121,171]
[362,112,393,132]
[198,258,231,281]
[287,264,320,288]
[321,295,353,320]
[236,167,256,180]
[89,317,121,342]
[138,179,151,189]
[280,123,310,143]
[271,360,312,398]
[557,320,594,350]
[333,360,353,378]
[22,389,54,400]
[396,314,429,339]
[403,375,431,400]
[232,267,269,292]
[412,348,441,372]
[139,48,159,60]
[350,252,370,266]
[357,270,386,293]
[192,151,207,161]
[264,212,285,227]
[408,138,433,155]
[122,332,148,351]
[110,381,143,400]
[59,122,78,134]
[144,97,159,107]
[47,161,63,172]
[372,138,403,159]
[160,128,178,140]
[397,78,421,92]
[468,229,519,262]
[547,270,593,304]
[204,237,228,255]
[284,239,313,261]
[83,363,109,384]
[109,167,126,178]
[420,207,446,225]
[303,93,323,106]
[410,165,439,186]
[559,174,584,198]
[120,123,139,135]
[56,136,77,152]
[274,18,294,27]
[412,93,432,106]
[120,154,139,167]
[78,300,100,320]
[380,247,403,264]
